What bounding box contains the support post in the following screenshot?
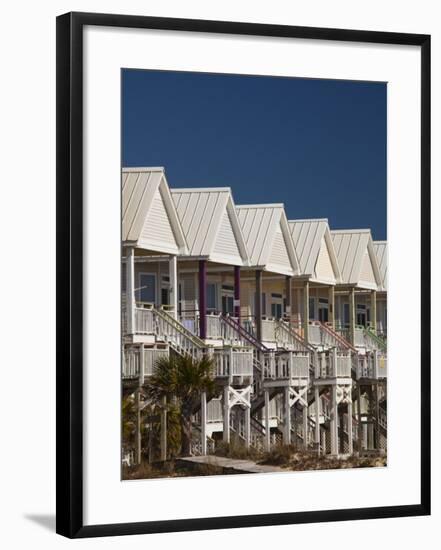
[160,395,167,461]
[201,391,207,455]
[370,290,377,334]
[347,400,354,455]
[169,255,178,319]
[283,386,291,445]
[374,383,380,450]
[303,404,309,450]
[255,270,263,342]
[349,287,356,346]
[330,384,339,456]
[244,405,251,449]
[126,246,136,335]
[264,389,271,451]
[234,265,241,319]
[198,260,207,339]
[135,389,141,465]
[285,276,292,323]
[315,386,320,455]
[223,386,230,443]
[139,344,145,386]
[328,286,335,329]
[357,384,363,453]
[303,280,309,343]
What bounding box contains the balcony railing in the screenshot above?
[314,350,352,379]
[263,352,310,381]
[213,348,254,378]
[122,346,169,379]
[356,352,387,379]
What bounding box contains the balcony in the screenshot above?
[356,352,387,380]
[122,345,169,380]
[213,348,254,379]
[263,352,310,382]
[314,350,352,379]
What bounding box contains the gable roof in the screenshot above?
[373,241,387,291]
[331,229,382,290]
[288,219,341,284]
[122,167,188,255]
[171,187,248,266]
[236,204,299,276]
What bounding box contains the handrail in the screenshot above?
[276,319,314,352]
[363,327,387,351]
[155,307,206,349]
[221,314,270,353]
[320,321,356,352]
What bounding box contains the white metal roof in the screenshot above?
[373,241,387,291]
[236,204,299,276]
[331,229,382,290]
[288,219,341,284]
[122,167,188,255]
[171,188,249,266]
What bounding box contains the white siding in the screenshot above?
[212,209,242,263]
[315,238,336,283]
[267,226,291,272]
[138,188,178,253]
[359,250,376,286]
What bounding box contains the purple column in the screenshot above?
[199,260,207,339]
[234,265,241,319]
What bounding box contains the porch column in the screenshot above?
[126,246,136,335]
[244,405,251,449]
[264,388,271,451]
[234,265,241,319]
[223,386,230,443]
[328,286,335,329]
[135,389,141,465]
[315,386,321,455]
[198,260,207,339]
[169,255,178,319]
[349,287,356,346]
[330,384,339,456]
[303,404,309,450]
[303,280,309,343]
[370,290,377,334]
[283,386,291,445]
[357,384,363,454]
[255,270,263,342]
[347,400,354,455]
[201,391,207,455]
[285,276,292,323]
[160,395,167,461]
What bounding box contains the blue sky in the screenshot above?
[122,70,386,240]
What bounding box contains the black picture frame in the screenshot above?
[56,11,431,538]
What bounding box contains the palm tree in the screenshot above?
[146,354,218,456]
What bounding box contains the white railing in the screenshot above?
[308,323,323,346]
[155,308,205,360]
[275,320,310,352]
[261,319,276,342]
[314,350,352,379]
[142,348,169,377]
[122,346,169,379]
[206,314,223,339]
[213,348,254,378]
[134,304,154,334]
[122,347,140,378]
[356,351,387,379]
[263,352,310,380]
[207,399,223,423]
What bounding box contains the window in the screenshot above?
[139,273,156,304]
[343,303,350,326]
[207,283,217,312]
[222,295,234,315]
[271,302,283,319]
[309,297,315,320]
[318,297,329,323]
